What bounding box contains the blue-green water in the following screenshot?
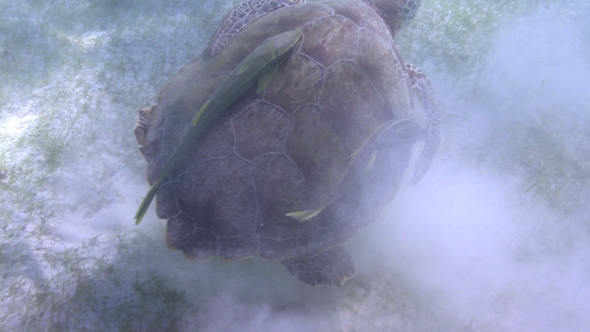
[1,0,589,330]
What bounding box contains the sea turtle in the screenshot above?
[133,0,440,286]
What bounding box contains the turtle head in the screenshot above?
[363,0,422,33]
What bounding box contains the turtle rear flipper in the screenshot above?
[281,246,356,287]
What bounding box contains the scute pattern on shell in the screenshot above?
[153,2,417,262]
[206,0,306,58]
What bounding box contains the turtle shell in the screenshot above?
[139,1,419,263]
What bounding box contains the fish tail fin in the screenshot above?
[286,206,325,222]
[134,175,166,225]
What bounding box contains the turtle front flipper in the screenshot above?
[133,28,303,225]
[406,64,441,184]
[281,246,356,286]
[286,119,424,222]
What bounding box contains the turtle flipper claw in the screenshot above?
[406,64,441,184]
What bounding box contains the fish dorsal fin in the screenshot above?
[205,0,306,58]
[256,65,278,94]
